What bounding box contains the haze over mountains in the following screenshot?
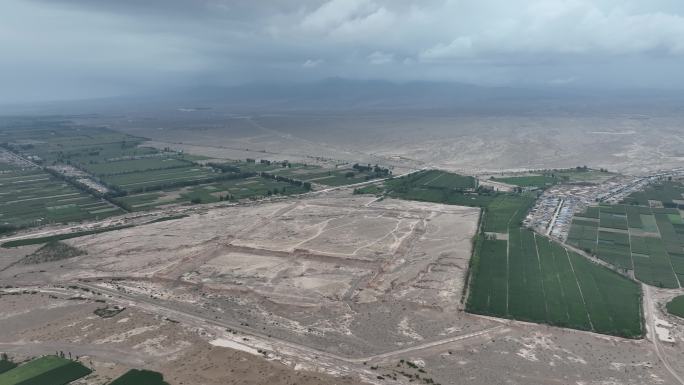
[4,78,684,116]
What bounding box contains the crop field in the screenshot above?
[1,119,397,221]
[82,157,192,176]
[221,161,389,187]
[0,120,155,166]
[622,181,684,207]
[101,166,218,193]
[0,168,123,229]
[409,169,477,190]
[0,163,19,172]
[566,217,599,253]
[493,169,615,188]
[482,195,536,233]
[373,170,533,233]
[494,175,558,188]
[115,176,307,210]
[288,168,388,186]
[596,230,631,270]
[567,182,684,288]
[362,170,494,207]
[667,295,684,318]
[0,355,91,385]
[469,229,642,337]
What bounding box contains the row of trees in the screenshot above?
[260,172,312,191]
[352,163,391,176]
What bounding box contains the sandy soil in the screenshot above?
[3,193,684,385]
[0,290,366,385]
[92,112,684,176]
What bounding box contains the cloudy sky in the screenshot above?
[2,0,684,102]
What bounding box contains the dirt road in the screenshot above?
[642,284,684,385]
[79,282,505,364]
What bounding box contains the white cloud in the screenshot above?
[419,37,474,61]
[300,0,376,31]
[367,51,394,64]
[549,77,578,85]
[4,0,684,101]
[303,58,323,68]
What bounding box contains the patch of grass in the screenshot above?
[383,170,500,208]
[108,369,169,385]
[0,358,17,375]
[2,224,134,248]
[0,355,91,385]
[410,170,476,190]
[20,241,86,264]
[353,184,384,195]
[94,306,125,319]
[666,295,684,318]
[494,175,558,188]
[483,195,535,233]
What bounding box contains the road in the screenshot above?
[79,282,505,364]
[546,198,564,236]
[642,284,684,385]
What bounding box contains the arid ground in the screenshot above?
[3,190,684,384]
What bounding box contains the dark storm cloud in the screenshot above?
[3,0,684,103]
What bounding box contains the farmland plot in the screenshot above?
[567,182,684,288]
[0,169,123,228]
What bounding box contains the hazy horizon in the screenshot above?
[3,0,684,104]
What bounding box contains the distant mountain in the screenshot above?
[3,78,684,115]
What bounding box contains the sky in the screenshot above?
[2,0,684,103]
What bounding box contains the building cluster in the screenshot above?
[0,148,35,170]
[525,168,684,241]
[524,183,601,240]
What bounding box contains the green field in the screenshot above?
[666,295,684,318]
[407,169,477,190]
[0,356,91,385]
[102,166,218,193]
[623,182,684,208]
[0,119,156,166]
[493,168,615,188]
[567,183,684,288]
[114,176,308,210]
[0,168,124,230]
[469,227,641,337]
[494,175,558,188]
[108,369,169,385]
[482,195,535,233]
[359,170,492,207]
[372,171,532,233]
[217,161,390,187]
[0,360,16,375]
[83,157,192,176]
[0,119,326,221]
